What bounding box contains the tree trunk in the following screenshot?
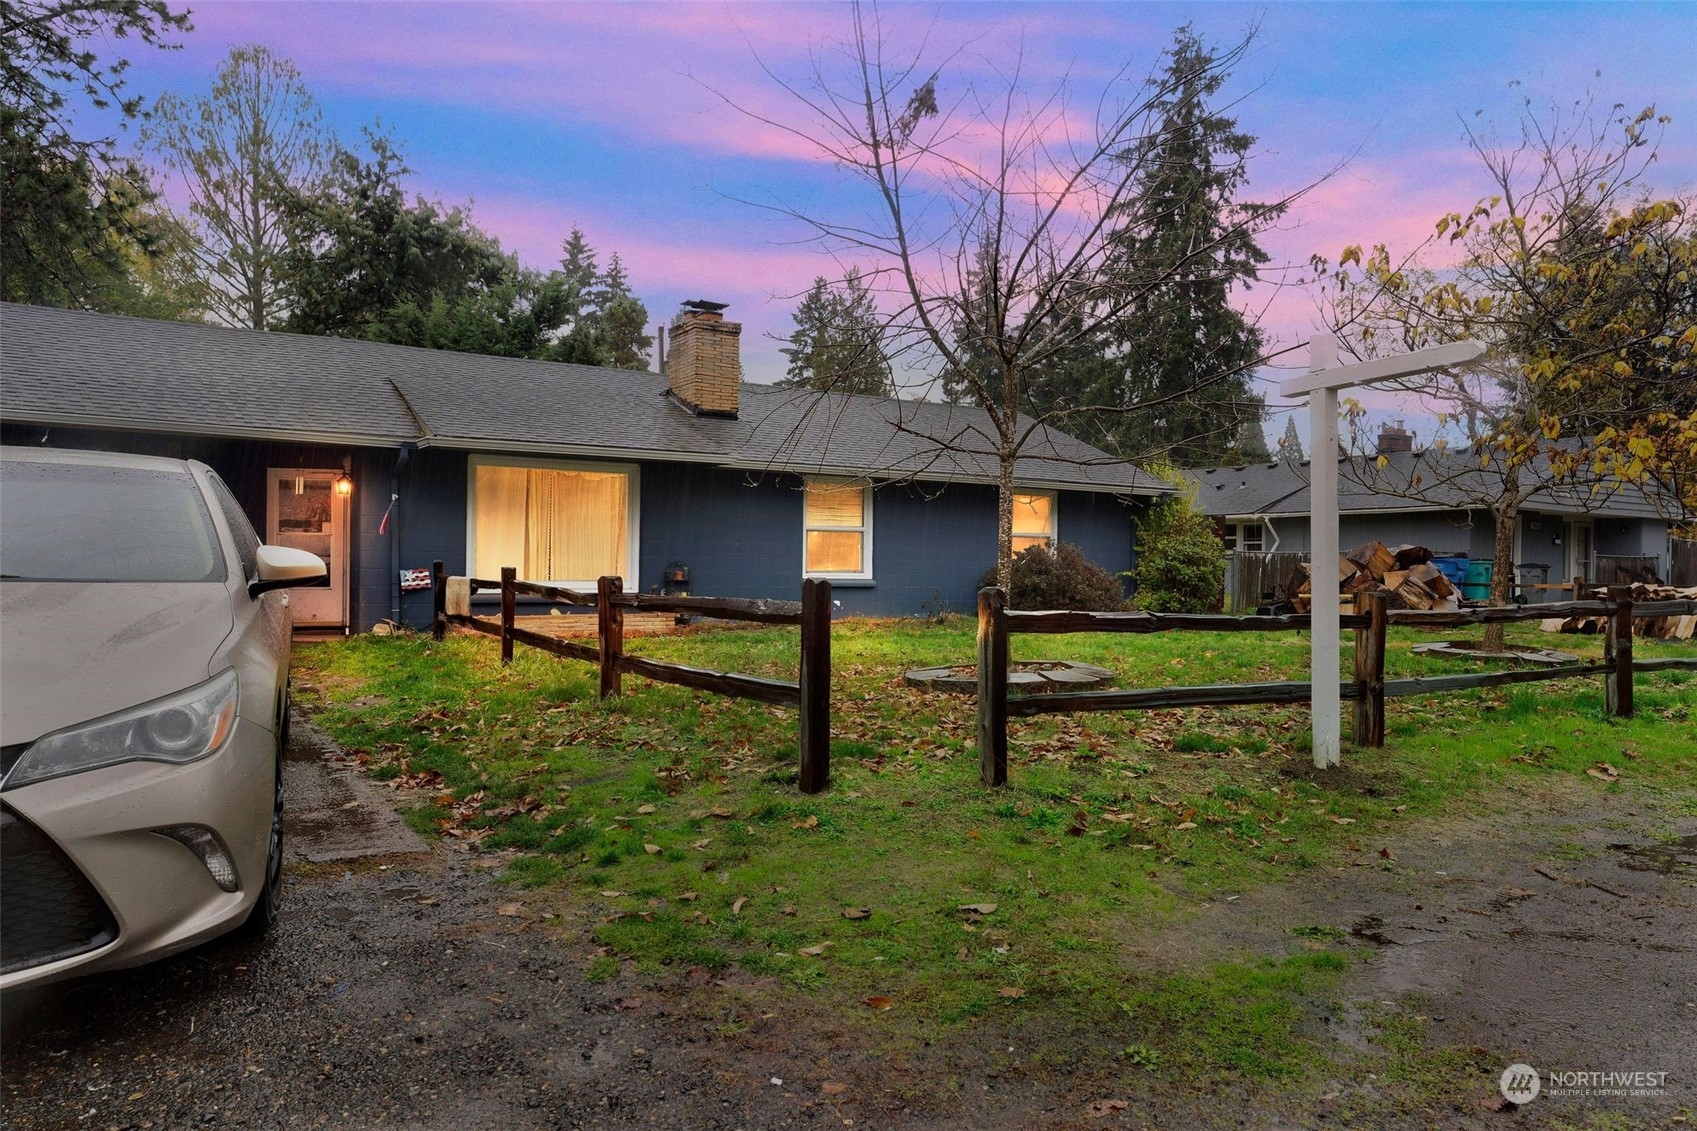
[1485,500,1517,652]
[995,453,1016,592]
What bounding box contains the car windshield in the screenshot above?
[0,461,226,582]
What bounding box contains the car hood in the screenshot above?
[0,582,234,747]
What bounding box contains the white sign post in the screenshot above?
[1279,334,1486,769]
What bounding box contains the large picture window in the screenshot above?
[804,478,872,578]
[471,458,635,584]
[1011,491,1056,554]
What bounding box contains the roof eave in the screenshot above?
[0,410,412,450]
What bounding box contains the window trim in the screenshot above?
[802,476,874,581]
[465,454,641,589]
[1011,489,1058,554]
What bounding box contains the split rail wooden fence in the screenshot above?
[975,585,1697,787]
[431,563,833,793]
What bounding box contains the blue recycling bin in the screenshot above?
[1431,555,1469,588]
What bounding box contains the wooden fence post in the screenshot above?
[1571,573,1587,603]
[598,575,624,698]
[977,587,1009,787]
[1604,585,1634,718]
[1352,589,1388,747]
[500,567,516,664]
[432,560,447,641]
[798,578,832,794]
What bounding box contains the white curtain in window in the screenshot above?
[476,465,628,581]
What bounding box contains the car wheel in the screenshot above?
[240,731,285,936]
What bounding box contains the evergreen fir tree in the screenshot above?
[778,269,894,396]
[1028,25,1281,466]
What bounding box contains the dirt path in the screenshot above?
[3,727,1692,1130]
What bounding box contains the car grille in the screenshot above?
[1,804,118,974]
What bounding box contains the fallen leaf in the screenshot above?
[496,903,524,917]
[780,905,797,916]
[1379,847,1396,860]
[791,815,819,830]
[636,804,657,815]
[1476,1096,1506,1113]
[842,907,871,920]
[678,891,699,902]
[966,829,982,840]
[613,997,643,1012]
[863,995,893,1010]
[798,943,832,957]
[707,807,733,819]
[821,1081,848,1095]
[956,946,971,959]
[1174,821,1198,831]
[1500,886,1537,900]
[644,843,662,855]
[1087,1099,1130,1117]
[732,896,748,915]
[997,986,1026,999]
[958,902,998,915]
[599,890,626,898]
[692,838,711,850]
[1586,762,1620,782]
[1330,817,1356,825]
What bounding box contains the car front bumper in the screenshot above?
[0,717,276,990]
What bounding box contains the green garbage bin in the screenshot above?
[1461,559,1493,602]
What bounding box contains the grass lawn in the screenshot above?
[292,616,1695,1097]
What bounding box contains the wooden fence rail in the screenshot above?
[432,562,833,793]
[975,584,1697,787]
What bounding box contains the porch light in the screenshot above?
[334,471,353,498]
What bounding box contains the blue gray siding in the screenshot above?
[6,424,1141,629]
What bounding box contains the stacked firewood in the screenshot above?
[1287,542,1462,614]
[1541,583,1697,640]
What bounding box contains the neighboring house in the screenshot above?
[0,301,1163,632]
[1188,425,1687,604]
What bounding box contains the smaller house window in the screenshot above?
[804,478,872,578]
[1223,522,1265,552]
[1011,491,1056,554]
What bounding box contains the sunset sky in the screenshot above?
[113,1,1696,450]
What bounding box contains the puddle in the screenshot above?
[1607,834,1697,875]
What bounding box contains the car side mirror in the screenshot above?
[250,544,329,598]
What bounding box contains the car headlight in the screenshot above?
[4,670,239,790]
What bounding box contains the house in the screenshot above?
[1189,424,1687,606]
[0,301,1164,631]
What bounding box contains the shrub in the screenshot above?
[978,541,1128,611]
[1130,497,1225,612]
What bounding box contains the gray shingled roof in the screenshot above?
[0,303,1161,494]
[1187,448,1679,520]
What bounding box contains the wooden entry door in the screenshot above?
[267,468,349,627]
[1569,520,1595,585]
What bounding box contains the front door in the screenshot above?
[267,468,349,627]
[1569,520,1595,585]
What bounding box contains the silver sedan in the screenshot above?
[1,447,326,989]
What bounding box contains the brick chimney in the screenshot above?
[1376,422,1414,455]
[666,300,741,418]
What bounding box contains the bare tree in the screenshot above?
[146,44,332,329]
[724,6,1308,588]
[1313,90,1683,647]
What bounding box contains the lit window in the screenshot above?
[1011,491,1055,554]
[471,458,635,585]
[804,478,872,577]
